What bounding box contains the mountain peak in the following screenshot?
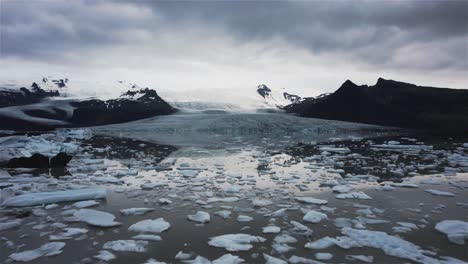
[340,79,358,89]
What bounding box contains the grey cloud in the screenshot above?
[1,0,467,71]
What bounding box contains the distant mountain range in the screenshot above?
[0,78,176,130]
[1,76,467,133]
[283,78,468,133]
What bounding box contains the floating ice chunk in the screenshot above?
[207,197,240,203]
[252,198,273,207]
[103,240,148,252]
[336,192,372,200]
[295,197,328,205]
[263,253,287,264]
[132,234,162,241]
[188,211,210,224]
[319,147,350,153]
[392,182,419,188]
[94,250,115,261]
[290,221,313,235]
[332,185,353,193]
[9,242,65,262]
[95,175,123,184]
[303,210,328,223]
[272,233,297,254]
[346,255,374,263]
[72,200,99,208]
[184,256,211,264]
[208,234,266,252]
[179,170,199,177]
[74,209,121,227]
[341,227,445,263]
[237,215,253,222]
[158,198,172,205]
[289,255,323,264]
[129,218,171,233]
[305,237,336,249]
[223,184,241,193]
[435,220,468,245]
[50,227,88,240]
[215,210,231,219]
[45,203,59,209]
[267,208,288,217]
[263,226,281,234]
[175,251,192,260]
[141,182,167,190]
[425,189,455,197]
[315,253,332,260]
[0,219,22,231]
[212,254,245,264]
[143,258,166,264]
[2,188,107,207]
[120,208,155,216]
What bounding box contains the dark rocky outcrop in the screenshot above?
[0,84,177,130]
[68,88,176,127]
[285,78,468,133]
[50,152,73,167]
[7,153,50,168]
[6,152,72,168]
[256,84,272,99]
[0,83,59,108]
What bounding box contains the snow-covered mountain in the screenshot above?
[0,77,176,130]
[256,84,304,108]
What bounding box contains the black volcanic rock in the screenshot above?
[7,153,50,168]
[50,152,73,167]
[6,152,73,168]
[0,83,59,108]
[0,83,177,130]
[283,92,302,104]
[257,84,272,98]
[69,88,176,127]
[285,78,468,133]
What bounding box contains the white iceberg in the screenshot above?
[336,192,372,200]
[73,209,121,227]
[2,188,106,207]
[208,234,266,252]
[295,197,328,205]
[120,207,155,216]
[103,240,148,252]
[303,210,328,223]
[435,220,468,245]
[129,218,171,233]
[9,242,65,262]
[188,211,211,224]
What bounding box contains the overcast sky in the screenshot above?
[1,0,467,96]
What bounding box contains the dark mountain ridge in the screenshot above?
[0,82,177,131]
[284,78,468,133]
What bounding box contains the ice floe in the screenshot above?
[2,188,107,207]
[120,207,155,216]
[94,250,116,261]
[336,192,372,200]
[103,240,148,252]
[435,220,468,245]
[73,209,121,227]
[129,218,171,233]
[188,211,211,223]
[425,189,455,197]
[303,210,328,223]
[295,197,328,205]
[208,234,266,252]
[9,242,65,262]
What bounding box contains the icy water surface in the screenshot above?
[0,113,467,264]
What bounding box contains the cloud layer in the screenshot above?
[1,0,467,94]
